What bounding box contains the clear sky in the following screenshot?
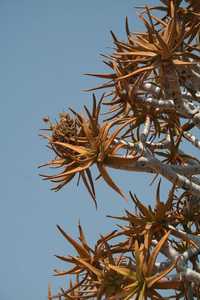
[0,1,163,300]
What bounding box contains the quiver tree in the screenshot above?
[40,1,200,299]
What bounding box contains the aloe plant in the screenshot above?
[41,1,200,299]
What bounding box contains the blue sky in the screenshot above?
[0,1,164,299]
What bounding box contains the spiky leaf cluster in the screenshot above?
[41,0,200,202]
[48,186,200,299]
